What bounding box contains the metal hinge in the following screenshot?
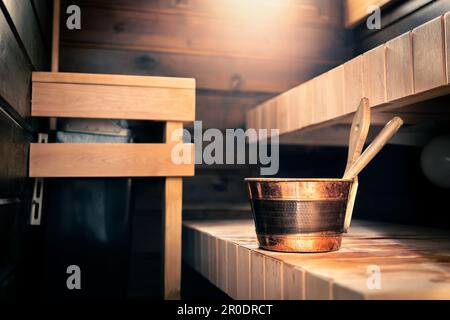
[30,133,48,225]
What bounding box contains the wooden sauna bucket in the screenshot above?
[246,178,357,253]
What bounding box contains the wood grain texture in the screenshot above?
[412,16,446,93]
[313,75,328,123]
[226,242,238,299]
[446,12,450,84]
[343,55,364,114]
[32,80,195,121]
[325,65,345,120]
[363,45,387,106]
[51,0,60,71]
[29,143,194,177]
[305,274,332,300]
[236,246,251,300]
[184,219,450,300]
[163,121,184,300]
[2,0,47,70]
[0,9,32,120]
[33,71,195,88]
[250,251,265,300]
[59,45,331,93]
[60,2,347,65]
[209,235,218,286]
[264,257,283,300]
[283,265,304,300]
[218,238,228,294]
[163,176,183,299]
[246,14,450,143]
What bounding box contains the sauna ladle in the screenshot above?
[343,116,404,180]
[342,98,371,232]
[344,98,371,176]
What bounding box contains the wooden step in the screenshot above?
[246,13,450,144]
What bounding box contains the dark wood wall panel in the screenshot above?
[2,0,48,70]
[60,3,347,64]
[0,108,31,200]
[60,45,331,93]
[0,7,32,121]
[31,0,52,48]
[354,0,450,53]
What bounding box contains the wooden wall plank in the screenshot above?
[0,107,31,197]
[283,265,305,300]
[32,0,51,46]
[60,45,330,93]
[2,0,47,69]
[29,143,195,177]
[363,45,387,106]
[386,32,414,101]
[264,257,283,300]
[70,0,342,27]
[60,3,347,64]
[236,246,251,300]
[250,251,265,300]
[412,16,446,93]
[0,9,32,120]
[343,55,364,114]
[31,82,195,121]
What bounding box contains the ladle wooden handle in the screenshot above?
[344,98,371,175]
[343,117,403,179]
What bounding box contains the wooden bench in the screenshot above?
[183,219,450,299]
[246,13,450,144]
[29,71,195,299]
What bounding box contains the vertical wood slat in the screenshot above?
[313,75,328,123]
[250,251,265,300]
[445,12,450,84]
[386,32,414,101]
[412,16,446,93]
[218,238,228,293]
[363,45,387,106]
[264,257,283,300]
[208,234,218,286]
[200,232,209,279]
[343,55,364,114]
[326,65,345,120]
[236,246,251,300]
[226,242,238,299]
[163,121,183,300]
[283,265,305,300]
[51,0,60,72]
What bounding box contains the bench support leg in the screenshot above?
[163,122,183,299]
